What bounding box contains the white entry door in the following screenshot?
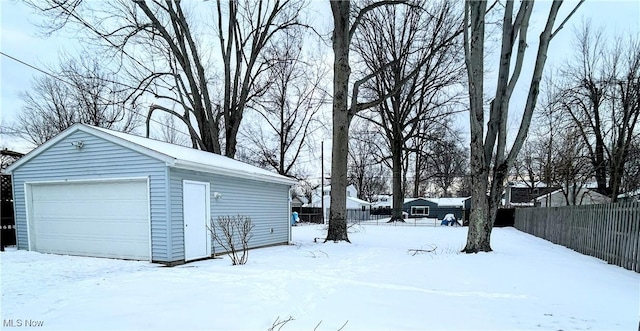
[183,181,211,261]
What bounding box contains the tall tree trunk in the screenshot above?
[325,1,351,242]
[391,138,405,222]
[594,136,608,194]
[413,152,420,198]
[462,0,489,252]
[463,0,580,252]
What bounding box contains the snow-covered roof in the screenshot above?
[586,182,605,189]
[315,184,357,193]
[348,196,373,205]
[6,124,298,186]
[533,187,614,201]
[618,188,640,198]
[296,196,309,204]
[372,200,392,208]
[427,197,469,208]
[533,188,563,201]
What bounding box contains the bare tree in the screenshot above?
[347,119,389,202]
[513,71,612,206]
[326,0,404,242]
[215,0,309,157]
[28,0,308,157]
[240,29,328,178]
[511,140,544,189]
[14,54,139,146]
[456,172,472,198]
[463,0,583,252]
[405,121,467,198]
[353,0,464,221]
[422,127,469,197]
[621,137,640,196]
[557,23,640,201]
[152,113,190,146]
[554,128,594,205]
[511,73,577,190]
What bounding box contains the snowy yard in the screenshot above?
[1,225,638,330]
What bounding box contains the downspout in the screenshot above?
[164,167,172,263]
[288,186,294,244]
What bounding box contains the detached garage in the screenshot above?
[6,124,297,265]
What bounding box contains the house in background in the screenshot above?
[371,194,392,207]
[310,184,358,202]
[5,124,297,265]
[402,197,469,220]
[618,189,640,203]
[309,184,372,219]
[371,194,392,214]
[502,181,560,208]
[290,196,308,209]
[534,187,611,207]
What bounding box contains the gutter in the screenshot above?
[173,159,298,186]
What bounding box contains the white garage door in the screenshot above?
[28,180,150,260]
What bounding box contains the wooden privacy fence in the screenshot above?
[514,202,640,273]
[1,174,17,250]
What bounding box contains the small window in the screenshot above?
[411,206,429,216]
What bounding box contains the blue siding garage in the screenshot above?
[403,197,469,220]
[6,124,297,265]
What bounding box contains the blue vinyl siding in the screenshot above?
[427,206,464,220]
[11,131,171,262]
[403,199,438,218]
[403,199,464,220]
[169,168,290,260]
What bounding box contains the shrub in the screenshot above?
[208,215,254,265]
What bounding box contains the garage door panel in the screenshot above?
[29,180,150,260]
[34,219,149,237]
[32,181,147,200]
[33,202,148,220]
[36,239,148,260]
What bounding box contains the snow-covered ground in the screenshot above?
[1,225,638,330]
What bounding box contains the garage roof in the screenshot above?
[6,124,298,186]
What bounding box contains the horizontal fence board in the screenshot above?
[515,202,640,273]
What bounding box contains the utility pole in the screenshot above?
[321,140,325,224]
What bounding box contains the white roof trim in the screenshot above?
[347,196,373,205]
[533,189,563,201]
[534,188,611,201]
[6,124,297,186]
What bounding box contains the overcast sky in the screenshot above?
[1,0,639,158]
